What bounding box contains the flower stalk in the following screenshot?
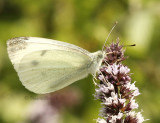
[95,39,147,123]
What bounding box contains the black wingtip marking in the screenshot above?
[7,37,29,46]
[7,37,28,52]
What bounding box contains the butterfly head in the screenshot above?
[90,51,104,75]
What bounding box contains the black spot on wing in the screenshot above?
[31,60,39,66]
[40,50,47,56]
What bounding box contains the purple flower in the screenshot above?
[95,41,147,123]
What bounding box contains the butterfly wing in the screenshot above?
[7,37,93,94]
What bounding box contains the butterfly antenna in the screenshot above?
[123,44,136,47]
[102,21,118,51]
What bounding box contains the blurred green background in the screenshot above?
[0,0,160,123]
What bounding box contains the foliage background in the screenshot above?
[0,0,160,123]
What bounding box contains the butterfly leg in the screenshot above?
[98,70,108,84]
[92,74,98,86]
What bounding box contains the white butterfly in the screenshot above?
[7,37,104,94]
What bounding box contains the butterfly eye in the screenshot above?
[97,51,103,59]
